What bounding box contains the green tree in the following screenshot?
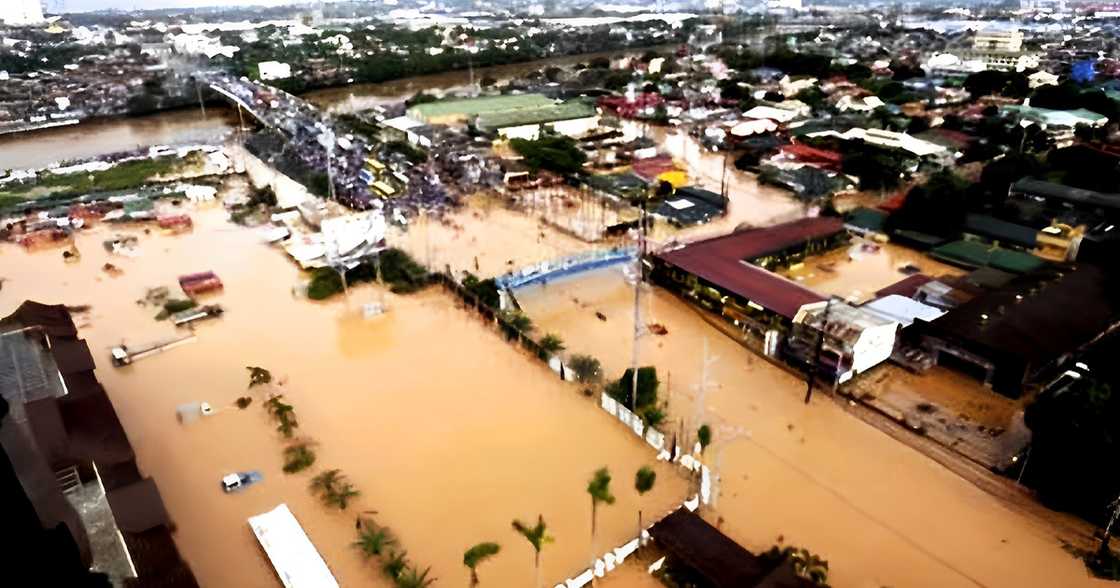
[697,424,712,454]
[512,515,553,588]
[500,310,533,332]
[569,354,602,383]
[354,524,395,558]
[763,545,830,586]
[886,169,973,237]
[539,334,565,355]
[606,367,659,411]
[247,366,272,387]
[310,469,360,510]
[634,466,657,543]
[282,442,316,473]
[587,467,616,563]
[383,550,409,581]
[396,565,435,588]
[463,542,501,586]
[509,136,588,175]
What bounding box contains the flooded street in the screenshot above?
[0,206,687,587]
[623,122,806,243]
[389,193,600,278]
[516,267,1104,588]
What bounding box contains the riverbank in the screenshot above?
[0,46,669,172]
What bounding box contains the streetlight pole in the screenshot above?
[1100,495,1120,558]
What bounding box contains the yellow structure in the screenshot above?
[1033,221,1085,262]
[656,170,689,188]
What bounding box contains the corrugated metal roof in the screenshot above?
[657,217,843,318]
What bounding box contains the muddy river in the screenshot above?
[0,203,687,587]
[0,49,655,171]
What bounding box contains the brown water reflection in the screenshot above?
[0,108,237,170]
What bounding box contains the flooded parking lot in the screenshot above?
[0,205,686,587]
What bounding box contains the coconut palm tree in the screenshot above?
[310,469,359,509]
[587,467,615,541]
[310,469,342,494]
[326,481,360,510]
[512,515,553,588]
[634,466,656,544]
[586,467,615,579]
[396,564,435,588]
[382,550,408,581]
[463,542,501,587]
[354,524,395,558]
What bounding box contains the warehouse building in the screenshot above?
[913,263,1120,398]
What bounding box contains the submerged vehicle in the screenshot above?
[221,471,263,493]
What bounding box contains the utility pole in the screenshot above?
[196,81,207,118]
[692,337,718,451]
[1100,494,1120,557]
[804,297,835,405]
[629,200,647,413]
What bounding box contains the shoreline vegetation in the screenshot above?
[0,150,209,209]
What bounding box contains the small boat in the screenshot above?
[221,471,263,493]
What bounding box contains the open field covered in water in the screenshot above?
[516,266,1105,588]
[0,205,687,587]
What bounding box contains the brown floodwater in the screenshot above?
[0,204,688,587]
[0,108,238,171]
[516,267,1105,588]
[621,122,805,245]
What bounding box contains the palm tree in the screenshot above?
[396,564,435,588]
[274,403,298,438]
[309,469,359,509]
[463,542,501,587]
[634,466,656,545]
[353,524,395,558]
[382,550,408,581]
[512,515,553,588]
[310,469,341,494]
[697,424,712,455]
[327,481,360,510]
[247,366,272,387]
[586,467,615,577]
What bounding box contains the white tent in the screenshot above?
[248,504,339,588]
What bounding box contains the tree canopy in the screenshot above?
[887,170,973,237]
[509,136,588,175]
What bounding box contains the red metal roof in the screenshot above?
[656,217,844,318]
[874,273,933,299]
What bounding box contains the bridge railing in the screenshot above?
[495,247,636,290]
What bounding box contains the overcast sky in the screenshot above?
[60,0,318,12]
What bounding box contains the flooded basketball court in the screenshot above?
[0,204,688,587]
[515,266,1103,588]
